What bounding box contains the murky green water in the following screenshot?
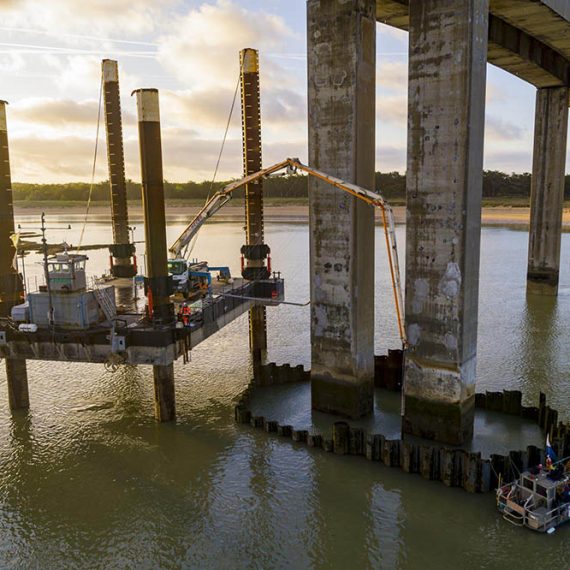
[1,216,569,569]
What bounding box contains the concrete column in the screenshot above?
[403,0,489,445]
[527,87,569,296]
[134,89,176,422]
[307,0,376,418]
[102,60,135,278]
[0,101,29,411]
[153,363,176,422]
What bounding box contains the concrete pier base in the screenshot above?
[153,363,175,422]
[527,86,569,296]
[403,0,488,445]
[403,395,475,445]
[307,0,376,419]
[6,358,29,411]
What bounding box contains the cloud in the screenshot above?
[161,84,305,134]
[376,145,407,173]
[0,0,172,36]
[10,134,108,181]
[486,82,506,104]
[0,52,25,72]
[157,0,293,90]
[486,115,525,141]
[11,97,134,128]
[377,95,407,125]
[483,150,532,173]
[377,61,408,91]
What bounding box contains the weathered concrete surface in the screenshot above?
[0,101,29,411]
[527,87,569,296]
[307,0,376,419]
[403,0,488,445]
[153,363,176,422]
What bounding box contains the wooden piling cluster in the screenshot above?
[476,390,560,438]
[253,362,310,386]
[235,362,570,493]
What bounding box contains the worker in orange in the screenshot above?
[178,302,191,327]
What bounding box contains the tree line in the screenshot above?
[13,170,568,202]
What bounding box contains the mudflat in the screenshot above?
[13,203,570,228]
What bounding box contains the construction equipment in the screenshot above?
[169,158,407,347]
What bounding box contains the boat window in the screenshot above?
[523,478,534,491]
[536,485,547,498]
[168,261,186,275]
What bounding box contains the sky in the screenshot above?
[0,0,543,184]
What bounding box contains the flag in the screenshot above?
[546,434,558,463]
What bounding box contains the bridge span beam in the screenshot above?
[307,0,376,419]
[527,86,569,296]
[403,0,488,445]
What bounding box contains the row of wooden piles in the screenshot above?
[238,362,569,493]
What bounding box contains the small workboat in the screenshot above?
[497,438,570,533]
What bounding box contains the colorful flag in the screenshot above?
[546,434,558,463]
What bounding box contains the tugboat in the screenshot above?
[497,438,570,533]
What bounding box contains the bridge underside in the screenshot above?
[377,0,570,90]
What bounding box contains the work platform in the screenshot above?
[0,278,284,366]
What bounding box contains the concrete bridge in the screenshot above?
[308,0,570,443]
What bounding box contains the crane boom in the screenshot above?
[168,160,291,258]
[168,158,407,346]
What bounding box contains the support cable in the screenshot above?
[183,71,241,260]
[78,74,104,252]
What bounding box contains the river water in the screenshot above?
[1,215,569,569]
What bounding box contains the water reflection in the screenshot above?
[517,295,559,402]
[0,219,569,567]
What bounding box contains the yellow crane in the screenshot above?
[169,158,407,347]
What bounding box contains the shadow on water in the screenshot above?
[2,221,570,567]
[517,294,559,403]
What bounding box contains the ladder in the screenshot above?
[91,279,116,322]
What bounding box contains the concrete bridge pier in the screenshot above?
[403,0,488,445]
[527,87,569,296]
[307,0,376,419]
[0,100,29,411]
[133,88,176,422]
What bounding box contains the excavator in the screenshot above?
[168,157,407,346]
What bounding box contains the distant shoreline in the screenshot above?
[13,202,570,229]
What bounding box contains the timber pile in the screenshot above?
[235,361,568,493]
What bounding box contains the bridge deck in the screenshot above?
[377,0,570,89]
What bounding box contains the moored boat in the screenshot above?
[497,441,570,533]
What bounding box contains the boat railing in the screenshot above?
[527,503,570,532]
